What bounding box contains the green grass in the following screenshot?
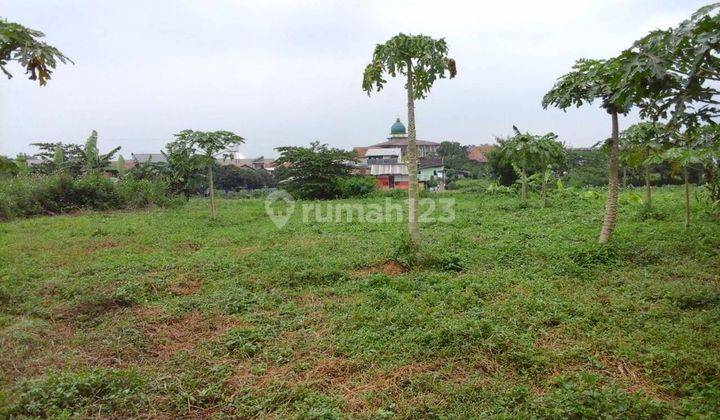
[1,187,719,417]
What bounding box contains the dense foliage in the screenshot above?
[494,127,566,206]
[213,165,275,191]
[274,141,358,200]
[437,141,485,179]
[0,173,177,220]
[171,130,245,219]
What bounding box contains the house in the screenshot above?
[467,144,495,163]
[219,156,276,171]
[418,158,445,183]
[355,119,446,190]
[366,147,407,189]
[369,118,440,158]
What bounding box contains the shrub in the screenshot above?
[0,174,181,220]
[117,178,174,208]
[338,176,377,198]
[75,174,122,210]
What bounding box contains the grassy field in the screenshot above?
[1,187,719,418]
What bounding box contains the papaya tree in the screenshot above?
[173,130,244,219]
[625,4,720,130]
[543,58,632,243]
[362,33,456,249]
[619,122,668,207]
[649,125,719,228]
[0,18,72,85]
[496,126,564,207]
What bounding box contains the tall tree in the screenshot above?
[362,33,456,248]
[30,142,84,176]
[274,141,356,200]
[163,139,203,198]
[543,58,631,243]
[172,130,244,219]
[0,18,72,85]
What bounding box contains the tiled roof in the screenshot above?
[419,157,444,169]
[353,147,368,157]
[467,144,495,163]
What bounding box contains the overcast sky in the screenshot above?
[0,0,709,158]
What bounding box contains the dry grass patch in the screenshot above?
[351,260,407,277]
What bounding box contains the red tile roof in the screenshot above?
[467,144,496,163]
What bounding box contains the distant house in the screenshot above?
[467,144,495,163]
[418,158,445,183]
[219,156,276,171]
[369,118,440,158]
[131,153,167,165]
[354,119,446,189]
[367,148,408,189]
[372,164,409,189]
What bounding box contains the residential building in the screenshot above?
[369,118,440,158]
[355,119,445,189]
[220,156,276,171]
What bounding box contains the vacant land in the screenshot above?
[1,187,719,418]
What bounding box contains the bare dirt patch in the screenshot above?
[140,309,242,361]
[83,238,122,254]
[58,296,133,320]
[178,240,203,252]
[166,273,204,296]
[351,260,407,277]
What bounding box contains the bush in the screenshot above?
[117,178,174,208]
[0,174,180,220]
[75,174,123,210]
[338,176,377,198]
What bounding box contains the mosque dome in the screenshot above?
[390,118,407,136]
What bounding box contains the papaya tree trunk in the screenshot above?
[406,59,421,248]
[684,166,690,229]
[598,110,619,244]
[208,165,217,219]
[520,166,527,207]
[644,163,652,207]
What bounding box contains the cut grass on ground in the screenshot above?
[1,187,719,417]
